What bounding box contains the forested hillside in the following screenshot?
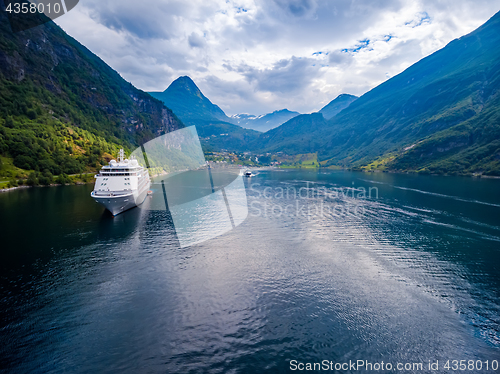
[318,11,500,175]
[0,7,183,186]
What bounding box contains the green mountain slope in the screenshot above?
[319,94,358,120]
[317,11,500,175]
[250,94,356,154]
[0,8,183,183]
[254,11,500,175]
[253,113,327,153]
[149,76,260,151]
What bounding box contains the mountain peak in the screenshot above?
[232,108,301,132]
[165,75,200,95]
[337,93,357,99]
[319,94,358,119]
[150,76,229,123]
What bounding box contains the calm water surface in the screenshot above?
[0,170,499,373]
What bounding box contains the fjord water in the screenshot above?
[1,170,499,373]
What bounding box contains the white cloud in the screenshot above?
[188,32,206,48]
[55,0,500,115]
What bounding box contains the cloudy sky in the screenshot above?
[55,0,500,115]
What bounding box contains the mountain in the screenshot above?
[255,11,500,176]
[253,113,327,153]
[231,109,301,132]
[319,94,358,120]
[249,95,355,152]
[149,77,260,151]
[0,7,183,182]
[149,76,229,123]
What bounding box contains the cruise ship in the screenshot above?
[91,149,151,216]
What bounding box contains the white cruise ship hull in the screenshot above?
[91,149,151,216]
[91,182,150,216]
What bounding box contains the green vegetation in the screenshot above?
[0,103,121,172]
[0,170,95,190]
[0,73,124,185]
[204,151,255,166]
[272,153,319,168]
[0,155,27,179]
[252,113,327,154]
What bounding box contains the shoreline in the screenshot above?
[361,169,500,179]
[0,181,93,193]
[0,185,32,193]
[273,166,500,179]
[2,168,499,194]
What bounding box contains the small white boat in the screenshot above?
[244,170,254,177]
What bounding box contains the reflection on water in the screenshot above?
[0,171,499,373]
[146,167,247,247]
